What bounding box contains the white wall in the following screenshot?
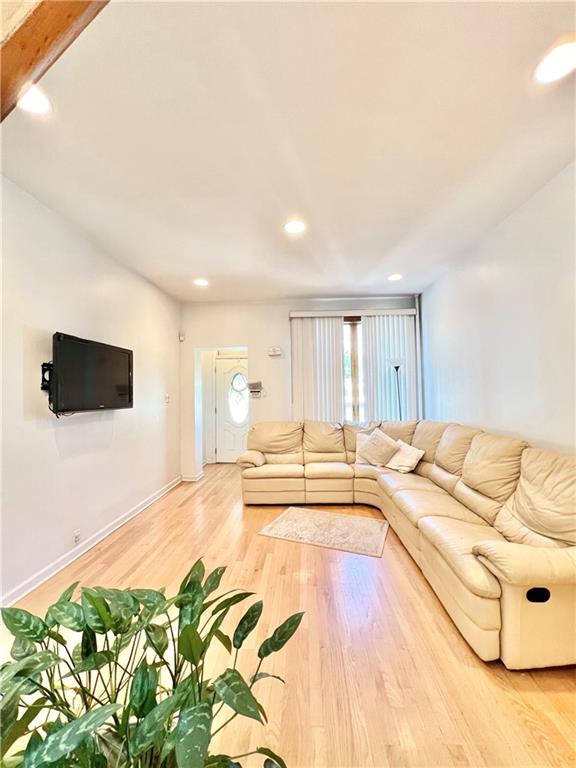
[180,301,292,479]
[421,163,575,453]
[1,180,182,602]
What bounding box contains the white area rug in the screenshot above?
[259,506,389,557]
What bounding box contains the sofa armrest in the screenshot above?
[473,541,576,586]
[236,450,266,469]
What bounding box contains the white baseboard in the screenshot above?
[182,471,204,482]
[2,476,183,606]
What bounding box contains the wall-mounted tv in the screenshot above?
[49,333,133,415]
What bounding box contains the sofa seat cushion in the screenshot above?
[378,471,439,497]
[419,517,504,598]
[243,463,304,479]
[304,462,354,479]
[393,489,487,527]
[354,463,387,480]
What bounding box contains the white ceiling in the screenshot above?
[2,1,575,302]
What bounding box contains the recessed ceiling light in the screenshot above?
[283,219,307,235]
[388,273,403,282]
[17,84,52,115]
[193,278,209,287]
[534,40,576,84]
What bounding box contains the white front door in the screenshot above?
[215,357,249,463]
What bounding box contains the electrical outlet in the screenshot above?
[73,529,81,546]
[165,393,170,405]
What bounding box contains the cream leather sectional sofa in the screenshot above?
[237,419,576,669]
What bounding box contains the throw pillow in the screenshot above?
[356,429,399,467]
[385,440,425,473]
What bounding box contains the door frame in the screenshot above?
[199,347,248,467]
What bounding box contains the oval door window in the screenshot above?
[229,372,249,424]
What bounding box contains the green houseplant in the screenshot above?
[0,559,303,767]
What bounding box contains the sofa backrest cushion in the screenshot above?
[379,420,418,445]
[461,432,527,503]
[435,425,482,475]
[427,464,460,494]
[452,479,503,524]
[410,420,451,463]
[304,421,346,462]
[247,421,304,464]
[493,448,576,547]
[343,421,380,463]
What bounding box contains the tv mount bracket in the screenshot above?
[41,362,53,393]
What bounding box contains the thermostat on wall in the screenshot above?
[268,346,283,357]
[248,381,263,398]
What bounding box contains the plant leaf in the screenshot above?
[179,581,204,630]
[130,589,166,614]
[130,695,180,758]
[145,623,169,656]
[214,630,232,654]
[258,612,304,659]
[1,697,46,759]
[201,589,242,612]
[10,637,36,661]
[179,559,205,595]
[213,669,263,723]
[0,652,60,693]
[257,748,287,768]
[23,729,43,767]
[173,701,212,768]
[129,662,149,717]
[203,567,226,597]
[0,681,22,745]
[92,587,139,613]
[233,601,263,650]
[45,602,85,632]
[47,630,67,647]
[81,629,97,659]
[178,625,204,665]
[251,672,285,685]
[64,651,113,676]
[81,590,112,634]
[56,582,80,604]
[210,592,254,618]
[129,662,158,718]
[26,704,119,768]
[1,609,48,643]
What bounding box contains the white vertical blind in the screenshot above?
[362,314,418,421]
[291,317,344,421]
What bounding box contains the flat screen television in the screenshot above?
[50,333,133,415]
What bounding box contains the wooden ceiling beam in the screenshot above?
[1,0,108,122]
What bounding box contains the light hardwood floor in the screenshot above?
[16,465,576,768]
